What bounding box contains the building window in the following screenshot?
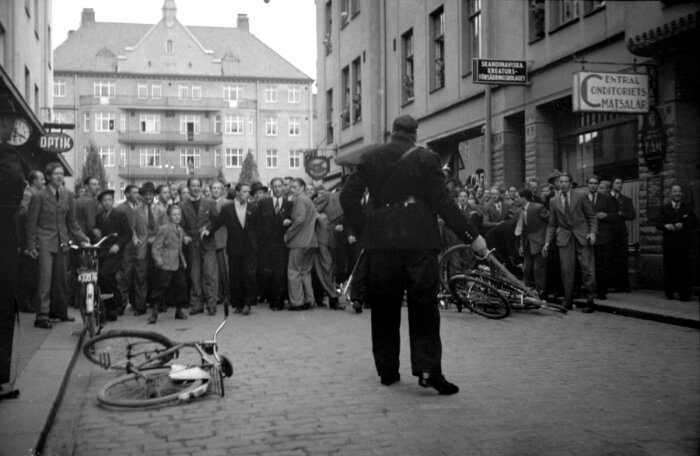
[289,149,302,169]
[120,148,127,166]
[166,39,174,54]
[326,88,334,143]
[214,148,222,168]
[289,117,301,136]
[54,111,68,124]
[119,181,126,199]
[550,0,580,30]
[225,148,243,168]
[583,0,605,15]
[288,86,301,103]
[140,114,161,134]
[83,112,90,132]
[191,85,202,100]
[350,0,360,17]
[151,84,162,99]
[265,116,278,136]
[402,30,415,104]
[340,0,350,27]
[213,114,221,134]
[98,147,115,167]
[529,0,545,41]
[179,115,201,135]
[463,0,481,74]
[324,1,333,55]
[120,114,126,132]
[178,84,188,99]
[224,115,244,135]
[95,112,115,132]
[341,66,350,128]
[94,81,115,98]
[248,115,254,135]
[139,148,161,167]
[180,148,201,169]
[351,57,361,123]
[54,79,66,97]
[266,149,278,169]
[430,6,445,91]
[264,86,278,103]
[137,83,148,99]
[223,84,243,101]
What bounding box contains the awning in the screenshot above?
[0,66,73,176]
[333,143,381,166]
[627,10,700,57]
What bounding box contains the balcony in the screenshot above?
[118,165,219,181]
[117,130,223,146]
[78,95,257,112]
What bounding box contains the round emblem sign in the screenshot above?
[641,106,666,174]
[305,156,330,180]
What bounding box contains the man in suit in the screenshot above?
[515,188,548,294]
[543,173,598,312]
[257,177,293,311]
[211,180,232,312]
[657,185,698,301]
[526,177,545,205]
[586,175,618,300]
[202,183,259,315]
[340,115,488,395]
[180,177,218,315]
[114,184,146,315]
[609,178,636,292]
[482,187,515,232]
[94,189,133,321]
[75,176,100,241]
[133,182,167,315]
[313,187,344,309]
[26,162,90,328]
[284,178,318,311]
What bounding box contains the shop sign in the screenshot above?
[641,106,666,174]
[573,71,649,113]
[39,132,74,153]
[472,59,528,85]
[305,156,330,180]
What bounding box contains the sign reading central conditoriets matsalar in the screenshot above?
[573,71,649,114]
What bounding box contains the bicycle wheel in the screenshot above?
[468,272,568,314]
[438,244,474,291]
[448,275,511,319]
[83,330,176,371]
[97,367,204,407]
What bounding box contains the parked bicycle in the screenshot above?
[71,234,117,338]
[82,308,233,407]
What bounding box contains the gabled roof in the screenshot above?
[54,19,312,81]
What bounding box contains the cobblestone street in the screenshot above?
[44,303,699,456]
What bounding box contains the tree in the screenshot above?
[216,166,227,185]
[238,150,259,185]
[81,142,107,190]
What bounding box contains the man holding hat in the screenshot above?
[95,189,133,321]
[133,182,167,315]
[340,115,488,395]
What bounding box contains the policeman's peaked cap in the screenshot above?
[392,115,418,134]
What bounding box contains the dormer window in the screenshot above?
[166,40,174,54]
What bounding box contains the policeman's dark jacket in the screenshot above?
[340,132,479,251]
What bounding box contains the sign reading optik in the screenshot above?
[39,132,74,153]
[573,71,649,114]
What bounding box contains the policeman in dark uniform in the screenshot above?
[340,115,488,395]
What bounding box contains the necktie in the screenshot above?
[275,198,281,214]
[147,204,155,231]
[55,189,60,201]
[564,194,570,213]
[496,203,501,213]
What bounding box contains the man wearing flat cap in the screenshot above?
[340,115,488,395]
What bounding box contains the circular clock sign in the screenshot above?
[305,156,330,180]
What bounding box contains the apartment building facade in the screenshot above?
[316,0,699,288]
[54,2,314,196]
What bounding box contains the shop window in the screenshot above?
[402,29,414,104]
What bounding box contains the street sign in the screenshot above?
[473,59,528,85]
[39,132,74,153]
[572,71,649,114]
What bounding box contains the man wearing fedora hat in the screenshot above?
[133,182,167,315]
[250,181,268,203]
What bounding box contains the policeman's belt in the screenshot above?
[376,195,423,208]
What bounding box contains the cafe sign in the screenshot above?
[641,106,666,174]
[39,132,74,153]
[573,71,649,114]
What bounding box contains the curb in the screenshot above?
[594,303,700,329]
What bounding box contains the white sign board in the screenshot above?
[573,71,649,114]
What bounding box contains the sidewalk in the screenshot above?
[0,308,83,456]
[0,290,697,456]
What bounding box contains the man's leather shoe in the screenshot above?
[380,373,400,386]
[288,305,303,311]
[596,294,607,300]
[106,313,118,322]
[133,309,147,316]
[352,301,363,314]
[329,297,345,310]
[233,307,242,314]
[147,314,157,324]
[301,303,311,310]
[316,301,327,307]
[242,306,251,316]
[418,373,459,395]
[582,297,595,313]
[190,308,203,315]
[174,310,187,320]
[117,308,125,316]
[34,320,52,329]
[563,302,573,310]
[50,314,75,322]
[207,308,217,316]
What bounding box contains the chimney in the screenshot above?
[81,8,95,27]
[237,14,249,32]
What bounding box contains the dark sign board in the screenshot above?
[39,132,74,153]
[473,59,528,85]
[305,156,330,180]
[641,106,666,174]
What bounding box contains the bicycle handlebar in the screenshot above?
[69,233,118,250]
[472,248,495,261]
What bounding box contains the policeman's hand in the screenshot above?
[200,229,210,239]
[542,243,550,258]
[109,244,120,255]
[518,246,524,257]
[596,212,607,219]
[347,235,356,245]
[133,237,141,246]
[27,248,38,259]
[184,235,192,245]
[674,222,683,230]
[587,233,596,245]
[92,228,102,239]
[664,223,675,231]
[470,235,488,258]
[283,219,292,227]
[147,236,155,244]
[335,224,344,232]
[80,241,91,248]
